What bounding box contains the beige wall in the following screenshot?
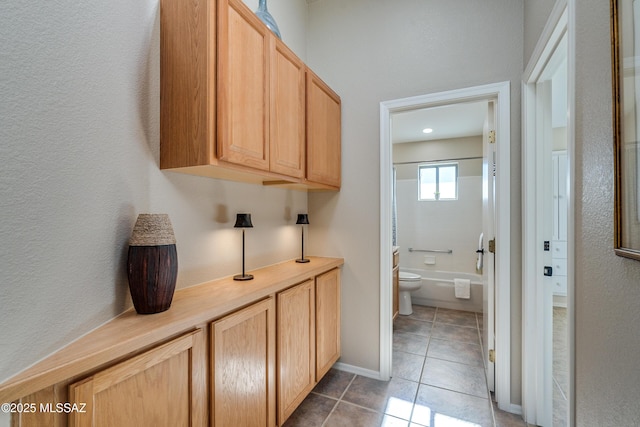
[306,0,524,405]
[523,0,558,66]
[572,1,640,425]
[393,136,483,171]
[0,0,308,388]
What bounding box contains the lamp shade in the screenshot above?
[234,213,253,228]
[296,214,309,225]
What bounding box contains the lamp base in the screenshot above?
[233,274,254,281]
[295,258,310,263]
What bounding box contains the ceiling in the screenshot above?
[391,101,487,144]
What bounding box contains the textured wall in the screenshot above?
[0,0,308,391]
[573,0,640,425]
[306,0,524,405]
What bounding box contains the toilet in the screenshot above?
[399,271,422,315]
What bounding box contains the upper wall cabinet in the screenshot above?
[217,0,271,172]
[160,0,340,190]
[306,70,342,189]
[270,40,306,179]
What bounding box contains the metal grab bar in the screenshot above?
[408,248,453,254]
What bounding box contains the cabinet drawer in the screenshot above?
[552,241,567,258]
[553,276,567,296]
[552,258,567,277]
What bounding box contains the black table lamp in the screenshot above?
[234,213,254,281]
[296,214,310,263]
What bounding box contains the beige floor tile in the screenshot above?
[288,305,532,427]
[427,337,484,367]
[393,331,429,356]
[392,350,425,382]
[434,308,479,328]
[343,375,417,420]
[282,393,337,427]
[407,305,437,322]
[312,368,355,398]
[324,402,383,427]
[421,357,488,398]
[431,322,480,344]
[412,384,493,426]
[492,400,528,427]
[394,316,433,336]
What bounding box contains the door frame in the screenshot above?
[522,0,575,425]
[379,81,512,410]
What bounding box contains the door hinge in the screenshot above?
[488,238,496,254]
[488,130,496,144]
[489,349,495,363]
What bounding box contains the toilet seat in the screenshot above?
[399,271,421,281]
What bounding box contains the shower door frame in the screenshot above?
[379,81,513,412]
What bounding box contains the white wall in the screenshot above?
[0,0,308,387]
[396,165,482,277]
[306,0,524,405]
[394,137,483,276]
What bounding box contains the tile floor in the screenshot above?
[283,304,528,427]
[553,306,568,426]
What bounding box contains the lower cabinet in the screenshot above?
[69,330,206,427]
[277,269,341,425]
[277,280,315,424]
[315,268,341,380]
[8,261,342,427]
[211,298,276,427]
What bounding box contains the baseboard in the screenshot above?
[501,403,523,415]
[332,362,384,380]
[553,294,568,308]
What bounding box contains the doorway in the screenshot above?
[379,81,513,411]
[522,4,574,426]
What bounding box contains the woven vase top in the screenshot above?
[129,214,176,246]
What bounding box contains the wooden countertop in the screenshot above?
[0,256,344,403]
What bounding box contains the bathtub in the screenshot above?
[402,268,483,313]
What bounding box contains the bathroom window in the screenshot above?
[418,163,458,201]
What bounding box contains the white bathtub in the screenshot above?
[402,268,483,313]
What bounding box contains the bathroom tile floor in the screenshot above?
[283,304,528,427]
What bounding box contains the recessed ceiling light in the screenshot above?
[422,128,433,134]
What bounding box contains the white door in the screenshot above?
[482,100,496,392]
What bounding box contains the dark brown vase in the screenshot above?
[127,244,178,314]
[127,214,178,314]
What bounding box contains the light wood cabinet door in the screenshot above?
[68,330,206,427]
[306,70,341,188]
[315,268,341,380]
[217,0,270,171]
[277,280,315,424]
[211,297,276,427]
[159,0,214,169]
[270,39,305,178]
